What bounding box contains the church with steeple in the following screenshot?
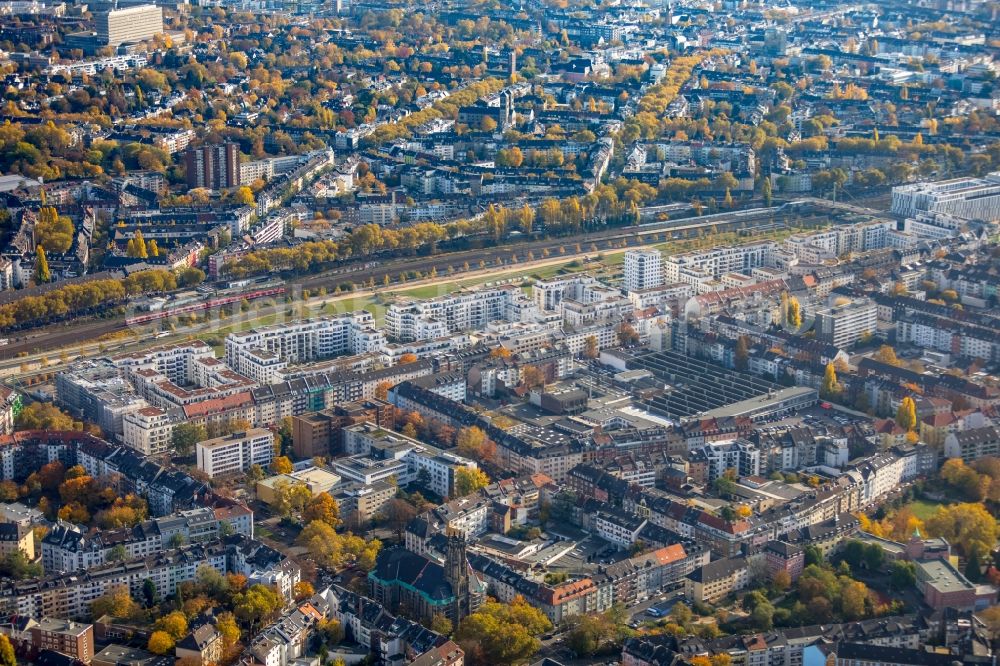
[368,530,486,625]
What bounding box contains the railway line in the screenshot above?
[0,199,843,361]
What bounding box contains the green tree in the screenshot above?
[889,560,916,589]
[171,422,206,456]
[762,177,772,207]
[142,578,159,606]
[34,246,50,283]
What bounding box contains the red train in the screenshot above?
[125,286,286,325]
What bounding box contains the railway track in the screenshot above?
[0,200,830,361]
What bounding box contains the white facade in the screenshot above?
[623,248,664,293]
[385,286,530,342]
[891,172,1000,221]
[196,428,275,479]
[225,313,384,383]
[814,299,877,349]
[122,406,174,457]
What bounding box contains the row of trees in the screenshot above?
[0,267,202,329]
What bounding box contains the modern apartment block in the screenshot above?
[95,4,163,47]
[891,172,1000,221]
[196,428,275,479]
[386,286,531,341]
[623,248,664,293]
[225,313,384,384]
[184,142,240,190]
[814,298,877,349]
[122,405,175,456]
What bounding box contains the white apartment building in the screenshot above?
[696,440,762,482]
[196,428,275,479]
[623,248,664,293]
[814,298,877,349]
[532,275,603,312]
[122,406,174,457]
[385,286,530,342]
[112,342,216,386]
[225,313,384,383]
[664,242,776,285]
[95,3,162,47]
[627,282,693,310]
[340,423,478,498]
[891,172,1000,221]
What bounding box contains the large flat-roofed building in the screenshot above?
[891,172,1000,221]
[95,4,163,47]
[28,618,95,664]
[196,428,275,479]
[814,298,877,349]
[184,143,240,191]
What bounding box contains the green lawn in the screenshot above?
[904,498,949,521]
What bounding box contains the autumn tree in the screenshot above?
[896,396,917,432]
[0,635,13,666]
[874,345,900,366]
[303,492,341,527]
[156,611,188,640]
[270,456,293,474]
[456,596,552,666]
[821,363,839,399]
[91,584,140,620]
[519,365,546,390]
[455,467,490,497]
[294,581,316,601]
[925,502,999,560]
[583,335,599,359]
[455,427,495,463]
[786,296,802,329]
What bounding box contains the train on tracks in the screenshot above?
[125,285,285,325]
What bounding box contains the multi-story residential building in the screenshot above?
[386,286,533,341]
[0,522,33,560]
[122,406,175,457]
[3,536,296,620]
[42,506,249,573]
[891,172,1000,221]
[225,313,384,384]
[664,242,776,285]
[291,399,395,459]
[685,556,749,603]
[624,248,664,293]
[184,143,240,190]
[95,4,162,47]
[28,619,95,663]
[814,298,877,349]
[695,439,762,482]
[196,428,275,479]
[943,425,1000,463]
[339,423,478,499]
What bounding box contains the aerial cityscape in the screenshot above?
[0,0,997,664]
